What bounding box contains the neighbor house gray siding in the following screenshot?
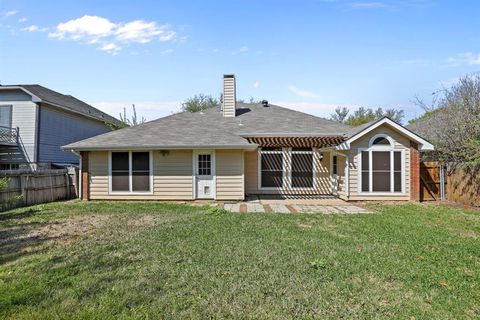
[37,104,112,164]
[0,89,38,164]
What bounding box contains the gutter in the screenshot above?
[62,144,259,152]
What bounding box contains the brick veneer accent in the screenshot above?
[410,142,420,201]
[81,151,89,200]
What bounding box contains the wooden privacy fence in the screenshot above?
[0,168,78,212]
[420,161,480,207]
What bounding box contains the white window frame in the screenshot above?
[258,147,286,191]
[290,147,317,190]
[357,134,406,195]
[108,151,154,195]
[0,105,13,128]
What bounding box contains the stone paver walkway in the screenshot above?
[222,203,372,214]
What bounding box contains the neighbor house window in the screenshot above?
[360,135,404,193]
[0,105,12,128]
[260,148,283,188]
[291,148,313,188]
[111,151,151,193]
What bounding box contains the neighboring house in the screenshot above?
[0,85,122,170]
[64,75,434,202]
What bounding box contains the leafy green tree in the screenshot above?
[330,107,404,126]
[181,94,219,113]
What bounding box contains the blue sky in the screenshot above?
[1,0,479,123]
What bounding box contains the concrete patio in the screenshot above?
[221,195,373,214]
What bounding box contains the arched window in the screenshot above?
[360,134,404,194]
[369,134,393,147]
[372,137,390,145]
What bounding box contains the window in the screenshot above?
[197,154,211,176]
[372,137,390,145]
[0,105,12,128]
[111,151,151,193]
[292,148,313,188]
[360,148,404,193]
[332,155,338,175]
[260,148,283,188]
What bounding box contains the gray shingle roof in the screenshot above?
[4,85,122,125]
[64,103,354,150]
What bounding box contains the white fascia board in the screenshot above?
[63,144,259,152]
[337,118,434,151]
[0,86,42,102]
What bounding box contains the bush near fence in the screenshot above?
[0,168,78,211]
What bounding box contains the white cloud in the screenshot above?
[288,85,319,98]
[21,25,47,32]
[253,80,260,89]
[160,49,174,55]
[444,52,480,67]
[18,17,27,23]
[348,2,390,9]
[232,46,249,55]
[3,10,18,18]
[99,42,121,55]
[271,101,355,118]
[91,101,182,121]
[48,15,176,55]
[116,20,176,43]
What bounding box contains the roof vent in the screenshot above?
[261,100,269,107]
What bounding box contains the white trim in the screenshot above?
[193,150,216,199]
[368,133,394,148]
[290,148,317,190]
[79,155,82,200]
[357,144,407,196]
[258,147,285,191]
[64,145,258,152]
[108,151,154,195]
[345,154,350,199]
[337,117,434,151]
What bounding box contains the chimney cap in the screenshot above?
[223,74,235,78]
[261,100,269,107]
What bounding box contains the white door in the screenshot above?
[195,151,215,199]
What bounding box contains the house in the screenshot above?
[64,75,434,202]
[0,85,122,170]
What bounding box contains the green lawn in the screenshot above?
[0,201,479,319]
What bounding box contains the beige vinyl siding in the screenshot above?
[88,150,194,200]
[215,150,244,200]
[245,149,333,195]
[346,124,411,201]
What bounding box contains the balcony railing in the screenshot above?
[0,126,19,145]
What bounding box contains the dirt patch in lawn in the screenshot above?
[0,215,111,262]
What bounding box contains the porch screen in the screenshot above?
[361,150,403,193]
[291,148,313,188]
[132,152,150,191]
[260,148,283,188]
[111,152,151,192]
[111,152,129,191]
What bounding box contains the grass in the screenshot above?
[0,201,479,319]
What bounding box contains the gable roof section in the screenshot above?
[0,85,122,125]
[337,117,434,151]
[63,103,351,150]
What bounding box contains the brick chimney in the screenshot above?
[222,74,236,117]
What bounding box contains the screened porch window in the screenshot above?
[360,136,404,193]
[260,148,283,188]
[291,148,313,188]
[111,151,151,193]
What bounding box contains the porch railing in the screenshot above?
[0,126,19,145]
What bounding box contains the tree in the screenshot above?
[119,104,146,127]
[330,106,405,126]
[181,94,219,113]
[330,107,349,124]
[410,73,480,168]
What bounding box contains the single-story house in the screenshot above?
[63,75,434,202]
